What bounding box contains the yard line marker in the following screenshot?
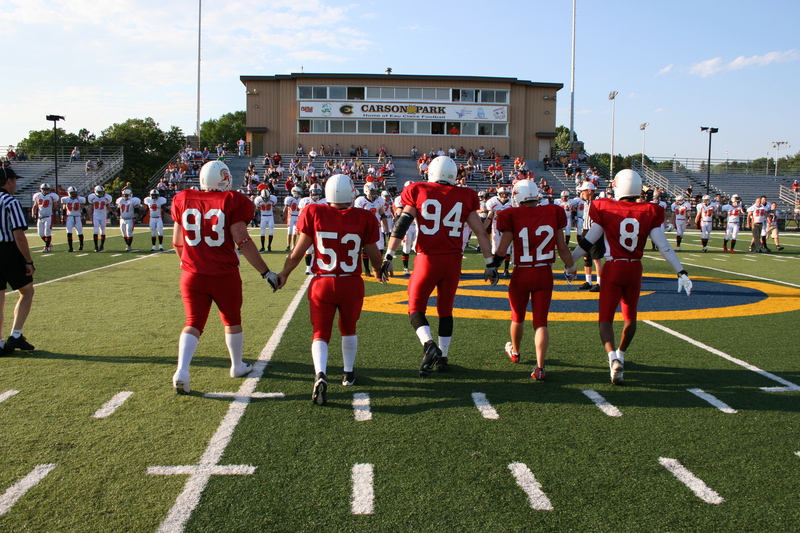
[353,392,372,422]
[471,392,499,419]
[111,254,122,257]
[203,392,284,400]
[76,253,89,257]
[0,390,19,403]
[150,276,311,533]
[658,457,724,504]
[687,388,737,414]
[795,452,800,459]
[508,463,553,510]
[741,258,757,261]
[711,258,727,261]
[0,463,57,516]
[680,262,800,288]
[644,320,800,392]
[582,390,622,417]
[770,258,786,262]
[93,391,133,419]
[351,463,374,514]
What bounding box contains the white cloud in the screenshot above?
[690,50,799,77]
[656,64,673,76]
[655,108,665,113]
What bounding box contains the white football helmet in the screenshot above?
[427,156,457,185]
[561,190,569,198]
[291,186,302,198]
[403,180,414,189]
[702,194,710,204]
[381,190,391,200]
[199,160,232,191]
[666,222,674,232]
[260,189,271,199]
[67,186,78,198]
[94,185,105,196]
[149,189,159,199]
[364,182,378,200]
[122,188,132,199]
[497,186,510,201]
[325,174,355,205]
[612,169,642,199]
[309,184,323,201]
[512,180,539,204]
[40,183,51,192]
[676,195,684,202]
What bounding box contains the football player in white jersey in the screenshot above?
[31,183,60,252]
[298,184,328,274]
[381,190,394,235]
[484,186,513,275]
[87,185,113,252]
[116,188,141,252]
[283,186,302,251]
[670,194,692,251]
[254,189,278,252]
[721,195,743,253]
[60,186,86,252]
[554,190,576,246]
[694,194,715,252]
[394,181,417,275]
[144,189,168,251]
[354,182,386,275]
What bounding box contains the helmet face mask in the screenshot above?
[68,186,78,198]
[702,195,710,204]
[291,187,302,198]
[497,187,510,201]
[364,183,378,200]
[95,185,105,196]
[150,189,159,199]
[676,195,684,202]
[122,189,132,199]
[310,185,323,200]
[41,183,51,193]
[260,189,270,199]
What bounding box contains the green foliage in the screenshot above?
[17,128,86,155]
[96,118,185,190]
[199,111,246,150]
[554,125,579,151]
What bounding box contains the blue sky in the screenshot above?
[2,0,797,162]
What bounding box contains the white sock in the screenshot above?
[225,332,244,368]
[312,339,329,375]
[11,329,22,338]
[415,325,433,345]
[178,333,199,372]
[585,274,592,284]
[342,335,357,372]
[438,336,451,358]
[608,351,617,364]
[596,275,601,286]
[616,349,625,364]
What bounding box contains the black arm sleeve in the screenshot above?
[391,212,415,240]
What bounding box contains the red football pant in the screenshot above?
[181,271,243,333]
[309,275,365,343]
[507,265,554,329]
[598,260,642,322]
[407,253,462,317]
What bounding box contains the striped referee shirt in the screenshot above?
[0,188,28,243]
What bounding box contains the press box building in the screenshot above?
[239,73,563,160]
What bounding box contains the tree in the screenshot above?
[96,118,185,190]
[555,125,579,152]
[199,111,246,150]
[16,128,86,156]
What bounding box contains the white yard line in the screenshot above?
[582,390,622,417]
[0,464,58,516]
[658,457,724,504]
[93,391,134,419]
[644,320,800,392]
[508,463,553,510]
[687,389,737,414]
[0,390,19,404]
[149,276,311,533]
[679,262,800,288]
[471,392,499,419]
[353,393,372,422]
[350,463,374,515]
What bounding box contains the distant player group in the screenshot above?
[167,157,695,407]
[31,184,168,252]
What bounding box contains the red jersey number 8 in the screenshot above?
[182,208,226,247]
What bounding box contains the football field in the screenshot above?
[2,226,800,532]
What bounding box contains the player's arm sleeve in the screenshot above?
[650,226,685,273]
[571,223,604,263]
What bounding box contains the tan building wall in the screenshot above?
[240,73,562,160]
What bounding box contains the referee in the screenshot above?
[1,166,36,354]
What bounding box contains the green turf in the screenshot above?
[1,226,799,532]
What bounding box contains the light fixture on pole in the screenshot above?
[46,115,65,196]
[772,141,789,177]
[700,127,718,195]
[639,122,649,170]
[609,91,618,179]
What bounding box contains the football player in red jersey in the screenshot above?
[567,170,693,385]
[494,180,574,381]
[381,156,499,377]
[276,174,384,406]
[170,161,279,394]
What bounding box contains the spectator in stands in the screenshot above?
[385,160,395,176]
[308,147,318,162]
[378,145,388,163]
[792,180,799,193]
[96,159,104,170]
[237,138,246,158]
[70,147,80,162]
[449,125,460,135]
[411,146,418,160]
[296,144,305,157]
[457,146,466,159]
[85,159,96,173]
[202,147,210,161]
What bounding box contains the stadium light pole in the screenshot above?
[639,122,649,170]
[196,0,202,142]
[46,115,65,196]
[609,91,618,179]
[772,141,789,177]
[700,127,718,195]
[568,0,576,148]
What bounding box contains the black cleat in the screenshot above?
[419,341,442,377]
[588,284,600,292]
[312,372,328,405]
[435,356,449,372]
[6,335,35,351]
[342,371,356,386]
[578,282,592,290]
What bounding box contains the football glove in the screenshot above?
[484,257,499,286]
[564,269,576,285]
[677,270,692,296]
[380,253,394,283]
[263,269,280,291]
